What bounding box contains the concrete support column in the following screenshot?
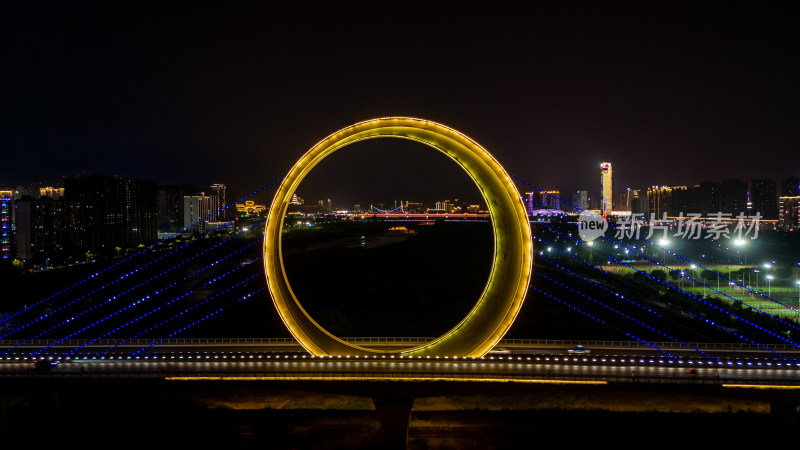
[770,402,797,425]
[373,397,415,449]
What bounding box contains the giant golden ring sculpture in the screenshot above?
[264,117,532,356]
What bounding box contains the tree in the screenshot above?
[701,269,716,282]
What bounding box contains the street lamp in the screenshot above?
[754,269,760,290]
[733,238,746,264]
[690,264,697,288]
[659,239,669,268]
[796,280,800,308]
[767,275,774,298]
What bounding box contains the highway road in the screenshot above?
[2,338,800,385]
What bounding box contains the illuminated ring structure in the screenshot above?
[264,117,532,357]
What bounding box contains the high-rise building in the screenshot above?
[64,174,158,253]
[600,162,612,218]
[626,189,646,214]
[689,181,721,216]
[184,195,211,229]
[13,184,42,200]
[779,196,800,231]
[0,190,12,260]
[157,185,199,232]
[613,192,625,212]
[540,191,560,210]
[750,178,778,220]
[647,186,688,218]
[15,198,83,263]
[782,176,800,197]
[647,186,669,218]
[720,179,748,216]
[524,192,536,214]
[39,187,64,199]
[209,183,227,220]
[571,191,589,212]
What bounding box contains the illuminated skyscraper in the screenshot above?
[157,185,199,232]
[600,162,612,218]
[64,174,157,253]
[540,190,560,210]
[524,192,535,214]
[720,179,748,216]
[14,198,83,263]
[1,190,12,259]
[184,195,211,229]
[209,183,227,220]
[750,178,778,220]
[571,191,589,212]
[646,186,689,218]
[779,196,800,231]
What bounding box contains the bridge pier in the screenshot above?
[770,402,798,425]
[373,397,415,449]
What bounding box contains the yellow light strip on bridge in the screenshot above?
[722,384,800,390]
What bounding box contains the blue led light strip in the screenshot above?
[64,266,261,356]
[28,243,259,356]
[516,175,800,334]
[529,285,675,357]
[535,230,799,360]
[131,286,266,355]
[513,174,786,306]
[0,178,281,326]
[533,265,718,361]
[536,250,662,318]
[2,222,263,341]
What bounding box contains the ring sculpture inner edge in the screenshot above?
[263,117,532,357]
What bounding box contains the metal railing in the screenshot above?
[1,337,798,352]
[0,368,742,385]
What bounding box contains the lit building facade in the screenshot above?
[600,162,612,218]
[647,186,688,218]
[39,187,64,199]
[0,190,12,259]
[157,185,199,232]
[779,196,800,231]
[720,179,748,216]
[524,192,535,214]
[209,183,227,220]
[689,181,721,216]
[235,200,266,215]
[782,176,800,197]
[64,174,157,253]
[184,195,211,229]
[540,190,560,210]
[750,178,778,220]
[571,190,589,212]
[15,198,83,263]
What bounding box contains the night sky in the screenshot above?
[2,1,798,208]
